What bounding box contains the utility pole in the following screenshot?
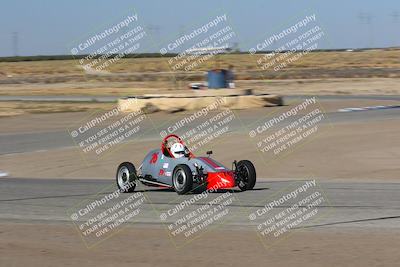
[12,32,19,56]
[146,24,161,43]
[390,11,399,47]
[358,12,374,48]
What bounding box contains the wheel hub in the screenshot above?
[174,169,186,191]
[118,166,130,188]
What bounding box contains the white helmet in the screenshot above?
[170,142,185,158]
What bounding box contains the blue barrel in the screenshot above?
[207,69,228,88]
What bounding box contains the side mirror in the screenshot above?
[206,151,213,156]
[184,147,190,158]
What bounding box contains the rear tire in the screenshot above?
[116,162,137,193]
[172,164,193,195]
[237,160,256,191]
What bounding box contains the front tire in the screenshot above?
[237,160,256,191]
[172,164,193,195]
[116,162,137,193]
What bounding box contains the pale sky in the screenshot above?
[0,0,399,56]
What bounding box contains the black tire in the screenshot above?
[116,162,137,193]
[237,160,256,191]
[172,164,193,195]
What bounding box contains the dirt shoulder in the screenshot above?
[0,222,399,267]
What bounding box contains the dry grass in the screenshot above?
[1,49,399,76]
[0,49,399,104]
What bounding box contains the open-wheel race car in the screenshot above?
[116,134,256,194]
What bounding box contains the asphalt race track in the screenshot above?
[0,95,399,230]
[0,177,399,230]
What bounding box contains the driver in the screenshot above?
[170,142,185,158]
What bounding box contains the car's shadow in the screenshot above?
[206,187,270,193]
[135,188,174,193]
[136,187,269,194]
